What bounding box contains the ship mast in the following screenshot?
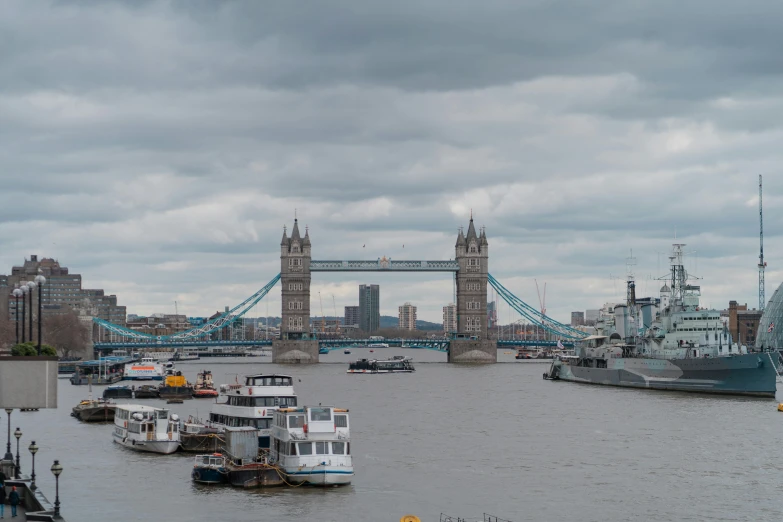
[758,174,766,311]
[669,244,687,306]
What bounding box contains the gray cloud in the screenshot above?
[1,0,782,322]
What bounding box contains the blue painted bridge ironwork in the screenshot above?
[309,260,459,272]
[94,338,572,352]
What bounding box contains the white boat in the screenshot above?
[367,343,389,348]
[123,357,165,381]
[270,406,354,486]
[347,355,415,374]
[113,404,181,454]
[207,374,298,451]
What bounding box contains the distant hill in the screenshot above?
[245,315,442,331]
[380,315,442,331]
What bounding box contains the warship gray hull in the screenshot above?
[547,352,779,397]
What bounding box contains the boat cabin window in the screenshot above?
[277,397,297,407]
[335,415,348,428]
[315,442,328,455]
[288,415,305,429]
[298,442,313,455]
[289,443,297,455]
[158,410,169,419]
[247,376,292,386]
[332,442,345,455]
[309,407,331,422]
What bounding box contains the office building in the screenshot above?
[571,311,585,327]
[728,300,763,346]
[585,309,600,326]
[487,301,497,329]
[443,303,457,333]
[3,255,126,325]
[344,306,360,328]
[359,284,380,333]
[398,302,417,330]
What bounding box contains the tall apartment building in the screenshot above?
[398,302,417,330]
[443,303,457,333]
[3,255,126,326]
[359,284,380,333]
[344,306,360,328]
[571,311,585,327]
[584,309,600,326]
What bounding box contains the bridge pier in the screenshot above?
[272,340,319,363]
[448,339,497,363]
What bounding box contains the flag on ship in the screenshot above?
[768,322,774,333]
[557,339,564,349]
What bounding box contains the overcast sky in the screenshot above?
[2,0,782,323]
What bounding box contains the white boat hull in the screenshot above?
[113,433,179,454]
[283,466,354,486]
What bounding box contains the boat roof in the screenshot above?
[78,357,133,366]
[278,406,348,413]
[579,335,609,341]
[115,404,167,412]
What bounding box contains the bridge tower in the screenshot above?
[273,219,319,363]
[450,216,496,362]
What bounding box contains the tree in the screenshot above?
[42,312,91,358]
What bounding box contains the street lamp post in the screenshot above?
[51,460,63,518]
[28,440,38,490]
[26,281,36,347]
[35,275,47,354]
[13,427,22,479]
[3,409,13,461]
[12,288,22,345]
[20,284,28,343]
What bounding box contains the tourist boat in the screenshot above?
[192,370,219,398]
[191,453,228,484]
[180,418,222,453]
[103,385,133,399]
[270,406,354,486]
[112,404,181,454]
[169,350,200,362]
[367,342,390,348]
[158,371,193,400]
[207,374,298,451]
[347,356,415,374]
[132,384,160,399]
[123,357,165,381]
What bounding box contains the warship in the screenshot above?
[545,244,780,397]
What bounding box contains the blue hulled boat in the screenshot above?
[192,454,227,485]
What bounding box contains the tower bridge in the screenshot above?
[92,217,588,363]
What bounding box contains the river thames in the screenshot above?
[15,349,783,522]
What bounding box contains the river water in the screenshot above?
[12,349,783,522]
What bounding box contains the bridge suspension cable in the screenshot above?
[487,274,588,340]
[93,273,282,341]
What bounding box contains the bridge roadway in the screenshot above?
[93,338,574,352]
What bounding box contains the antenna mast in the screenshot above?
[759,174,766,311]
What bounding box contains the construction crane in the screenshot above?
[759,174,767,311]
[535,279,547,341]
[332,294,340,334]
[318,291,325,333]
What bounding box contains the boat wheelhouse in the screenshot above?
[270,406,354,486]
[208,374,298,450]
[347,356,415,374]
[113,404,180,454]
[192,454,227,484]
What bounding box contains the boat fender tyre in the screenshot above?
[543,372,547,380]
[193,470,201,481]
